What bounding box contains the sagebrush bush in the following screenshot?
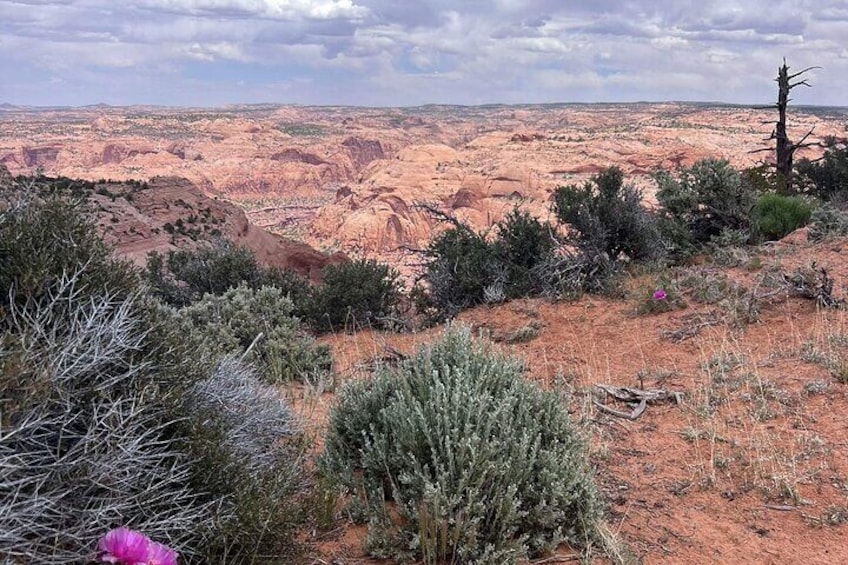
[306,258,401,333]
[493,209,558,299]
[0,179,139,313]
[796,139,848,202]
[808,203,848,242]
[174,284,332,384]
[183,356,309,562]
[0,276,217,564]
[553,167,661,262]
[146,239,262,307]
[754,193,813,241]
[655,158,756,253]
[322,328,600,563]
[422,223,500,320]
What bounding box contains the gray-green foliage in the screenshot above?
[183,356,308,562]
[322,328,600,564]
[0,276,217,564]
[655,158,757,255]
[174,284,332,384]
[808,203,848,242]
[553,166,661,262]
[0,183,216,563]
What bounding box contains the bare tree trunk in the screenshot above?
[769,59,819,192]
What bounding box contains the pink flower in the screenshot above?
[653,289,668,301]
[97,528,178,565]
[146,542,179,565]
[98,528,150,564]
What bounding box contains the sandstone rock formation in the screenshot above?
[83,175,344,280]
[2,102,844,274]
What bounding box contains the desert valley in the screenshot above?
[3,101,848,565]
[3,102,845,273]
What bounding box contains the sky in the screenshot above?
[1,0,847,107]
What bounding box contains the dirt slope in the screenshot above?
[300,231,848,564]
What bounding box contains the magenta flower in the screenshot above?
[97,528,178,565]
[146,542,179,565]
[653,289,668,301]
[98,528,150,564]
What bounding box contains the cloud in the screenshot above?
[1,0,846,106]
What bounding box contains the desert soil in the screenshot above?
[297,229,848,564]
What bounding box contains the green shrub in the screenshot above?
[175,284,332,384]
[655,158,756,254]
[322,328,600,563]
[146,239,263,307]
[422,222,500,320]
[421,209,561,320]
[553,166,660,262]
[0,178,139,314]
[493,209,558,299]
[796,139,848,202]
[808,203,848,242]
[753,193,813,240]
[306,258,401,333]
[261,266,312,315]
[183,356,309,562]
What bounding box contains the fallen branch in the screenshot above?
[593,398,646,420]
[593,384,683,420]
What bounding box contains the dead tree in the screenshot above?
[754,59,821,191]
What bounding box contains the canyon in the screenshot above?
[3,102,845,274]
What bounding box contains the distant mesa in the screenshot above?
[23,146,61,168]
[102,143,156,164]
[510,132,546,143]
[342,137,385,168]
[270,148,328,166]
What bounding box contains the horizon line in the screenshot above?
[3,100,847,112]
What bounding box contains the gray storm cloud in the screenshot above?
[0,0,844,106]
